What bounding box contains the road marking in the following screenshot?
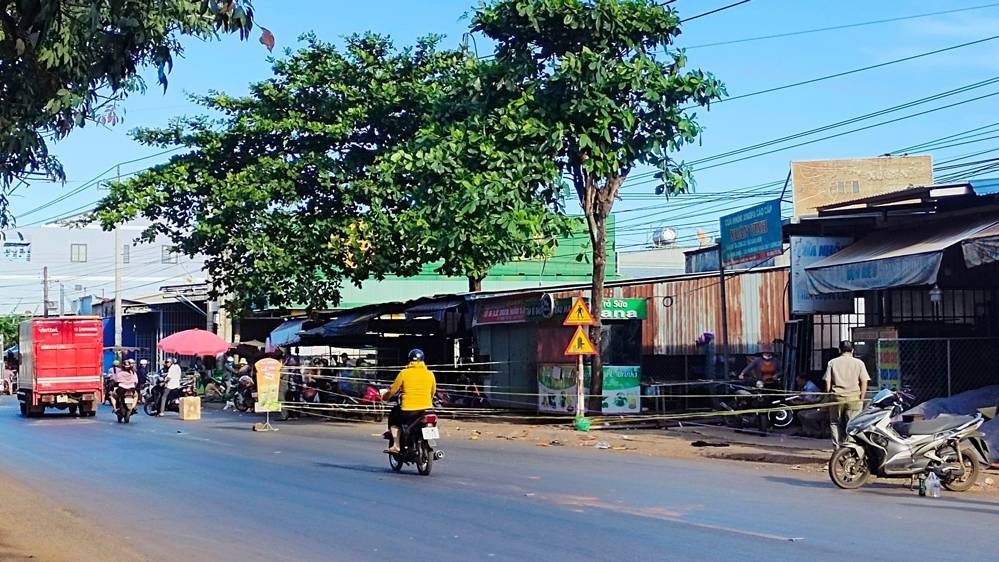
[547,494,804,543]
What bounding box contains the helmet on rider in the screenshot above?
[113,359,120,367]
[408,349,425,363]
[139,359,149,366]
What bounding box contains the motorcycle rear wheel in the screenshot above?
[942,447,980,492]
[234,395,250,413]
[388,452,403,472]
[829,446,869,489]
[769,408,794,429]
[144,399,159,416]
[416,441,433,476]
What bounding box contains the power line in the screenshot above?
[694,88,999,172]
[713,35,999,105]
[685,2,999,49]
[681,0,751,22]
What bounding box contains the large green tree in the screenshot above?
[0,0,268,227]
[0,314,24,349]
[96,34,568,308]
[473,0,724,411]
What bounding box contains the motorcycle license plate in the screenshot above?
[251,392,258,398]
[421,426,440,440]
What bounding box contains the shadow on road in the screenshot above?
[315,461,394,475]
[762,476,832,489]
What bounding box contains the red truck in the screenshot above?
[17,317,103,417]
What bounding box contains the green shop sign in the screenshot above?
[528,297,647,321]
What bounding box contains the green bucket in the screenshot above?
[574,416,591,432]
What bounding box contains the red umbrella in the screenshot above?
[156,329,231,356]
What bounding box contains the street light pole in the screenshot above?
[114,165,123,350]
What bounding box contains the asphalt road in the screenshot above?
[0,398,996,562]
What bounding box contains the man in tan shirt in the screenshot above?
[823,340,870,449]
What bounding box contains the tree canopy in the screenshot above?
[473,0,725,410]
[0,0,266,227]
[96,33,570,309]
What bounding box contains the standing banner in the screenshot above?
[254,358,282,413]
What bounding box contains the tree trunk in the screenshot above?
[467,275,484,292]
[587,210,607,414]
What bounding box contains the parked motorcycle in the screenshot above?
[232,374,256,413]
[143,375,196,416]
[716,380,769,432]
[333,384,385,421]
[384,410,444,476]
[829,389,991,491]
[114,386,138,423]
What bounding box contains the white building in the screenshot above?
[0,216,208,316]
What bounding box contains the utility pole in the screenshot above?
[114,165,123,349]
[59,282,65,316]
[42,266,49,318]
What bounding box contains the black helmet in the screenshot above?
[408,349,425,363]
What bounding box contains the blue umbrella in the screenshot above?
[3,344,17,354]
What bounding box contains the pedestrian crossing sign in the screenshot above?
[563,297,596,326]
[564,326,597,356]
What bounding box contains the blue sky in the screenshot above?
[9,0,999,251]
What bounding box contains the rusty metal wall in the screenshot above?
[545,268,789,356]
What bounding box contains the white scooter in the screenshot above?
[829,389,991,491]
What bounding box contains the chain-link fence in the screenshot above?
[875,338,999,405]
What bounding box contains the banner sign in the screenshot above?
[253,358,282,413]
[478,297,648,325]
[720,200,783,267]
[790,236,855,314]
[537,365,641,414]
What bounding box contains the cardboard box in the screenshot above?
[178,396,201,421]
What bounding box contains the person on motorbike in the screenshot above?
[136,359,150,388]
[159,358,184,416]
[112,359,139,414]
[739,347,781,387]
[381,349,436,454]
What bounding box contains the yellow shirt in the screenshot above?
[386,361,437,411]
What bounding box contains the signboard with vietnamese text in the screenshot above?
[790,236,855,314]
[720,200,783,267]
[477,296,648,326]
[791,155,933,218]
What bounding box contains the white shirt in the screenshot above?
[166,364,183,389]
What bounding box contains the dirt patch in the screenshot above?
[0,471,149,562]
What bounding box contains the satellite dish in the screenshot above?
[652,227,678,248]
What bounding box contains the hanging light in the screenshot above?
[929,284,943,305]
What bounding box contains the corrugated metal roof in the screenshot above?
[970,177,999,196]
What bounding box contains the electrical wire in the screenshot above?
[712,35,999,106]
[684,2,999,49]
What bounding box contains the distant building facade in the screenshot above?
[0,217,207,316]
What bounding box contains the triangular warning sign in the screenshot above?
[563,297,596,326]
[564,326,597,356]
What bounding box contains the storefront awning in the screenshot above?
[300,308,385,339]
[962,223,999,268]
[805,215,999,294]
[267,318,308,349]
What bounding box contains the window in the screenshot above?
[122,244,130,264]
[161,245,178,264]
[70,243,87,263]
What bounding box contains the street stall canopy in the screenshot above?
[805,214,999,294]
[961,222,999,268]
[157,329,230,356]
[267,318,309,349]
